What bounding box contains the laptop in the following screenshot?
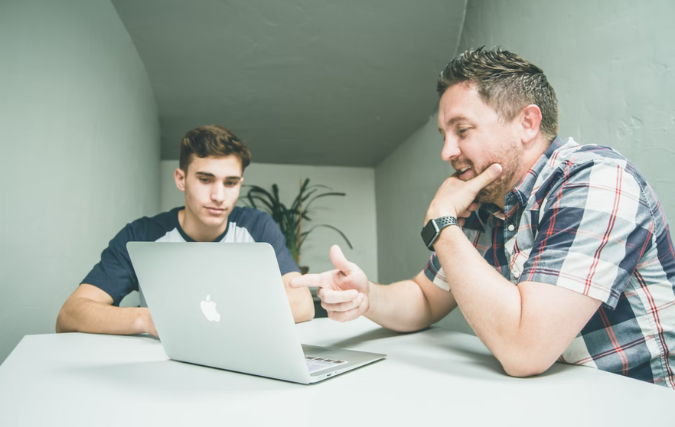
[127,242,385,384]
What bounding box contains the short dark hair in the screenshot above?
[179,125,251,172]
[437,47,559,141]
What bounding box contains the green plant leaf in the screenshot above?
[304,192,346,211]
[241,178,352,260]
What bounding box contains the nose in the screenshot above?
[441,135,461,162]
[211,184,225,204]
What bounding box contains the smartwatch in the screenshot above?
[421,216,458,251]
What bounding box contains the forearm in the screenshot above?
[434,227,525,368]
[365,280,437,332]
[287,287,315,323]
[56,297,152,335]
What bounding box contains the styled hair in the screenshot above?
[179,125,251,172]
[437,47,559,141]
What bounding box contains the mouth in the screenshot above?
[205,207,226,215]
[458,166,473,180]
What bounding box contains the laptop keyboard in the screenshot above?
[305,355,348,373]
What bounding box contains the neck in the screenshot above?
[178,209,228,242]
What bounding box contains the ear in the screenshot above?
[174,168,186,192]
[520,104,543,144]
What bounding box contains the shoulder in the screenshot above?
[123,207,182,242]
[534,142,655,223]
[546,141,636,177]
[228,205,283,241]
[533,140,644,195]
[229,205,274,227]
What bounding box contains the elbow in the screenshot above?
[293,294,315,323]
[55,306,69,333]
[301,300,315,323]
[499,352,555,378]
[55,300,79,333]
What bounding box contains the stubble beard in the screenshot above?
[475,143,523,206]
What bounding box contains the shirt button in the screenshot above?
[513,271,521,279]
[507,224,515,232]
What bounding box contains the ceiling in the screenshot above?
[112,0,466,167]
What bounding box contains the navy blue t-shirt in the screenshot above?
[82,206,300,306]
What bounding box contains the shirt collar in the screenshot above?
[511,136,567,209]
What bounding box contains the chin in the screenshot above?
[201,215,227,227]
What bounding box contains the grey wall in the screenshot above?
[375,0,675,332]
[376,112,450,285]
[0,0,160,362]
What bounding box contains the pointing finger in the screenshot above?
[289,272,335,289]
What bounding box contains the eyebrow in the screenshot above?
[195,172,241,180]
[438,115,471,133]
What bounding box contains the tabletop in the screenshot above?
[0,318,672,426]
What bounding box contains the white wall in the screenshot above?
[375,0,675,333]
[160,161,378,281]
[0,0,160,362]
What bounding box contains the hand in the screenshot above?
[139,308,158,337]
[425,163,502,224]
[289,245,369,322]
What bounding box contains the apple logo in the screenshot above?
[200,295,221,322]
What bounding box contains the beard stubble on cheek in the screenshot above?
[475,145,523,204]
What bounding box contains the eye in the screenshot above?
[457,127,470,137]
[199,178,210,183]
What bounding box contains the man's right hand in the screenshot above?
[289,245,369,322]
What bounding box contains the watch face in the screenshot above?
[421,220,439,249]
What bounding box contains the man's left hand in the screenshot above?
[425,163,502,225]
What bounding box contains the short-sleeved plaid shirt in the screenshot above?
[425,137,675,388]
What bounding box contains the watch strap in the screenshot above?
[421,215,458,251]
[434,216,457,229]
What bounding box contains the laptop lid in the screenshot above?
[127,242,312,383]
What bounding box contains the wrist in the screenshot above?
[133,307,151,334]
[421,215,458,251]
[433,223,464,250]
[363,281,375,317]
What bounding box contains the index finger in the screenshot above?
[289,272,335,289]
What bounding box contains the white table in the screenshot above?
[0,318,672,426]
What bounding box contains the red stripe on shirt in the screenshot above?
[635,270,675,388]
[526,161,574,281]
[583,166,622,295]
[598,306,630,375]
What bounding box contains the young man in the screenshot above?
[57,125,314,336]
[292,48,675,388]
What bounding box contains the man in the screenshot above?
[291,47,675,388]
[57,125,314,336]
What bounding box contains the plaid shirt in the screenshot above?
[425,137,675,388]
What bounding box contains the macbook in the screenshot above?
[127,242,385,384]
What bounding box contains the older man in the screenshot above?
[292,47,675,388]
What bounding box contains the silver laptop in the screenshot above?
[127,242,385,384]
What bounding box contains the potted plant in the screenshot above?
[241,178,353,273]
